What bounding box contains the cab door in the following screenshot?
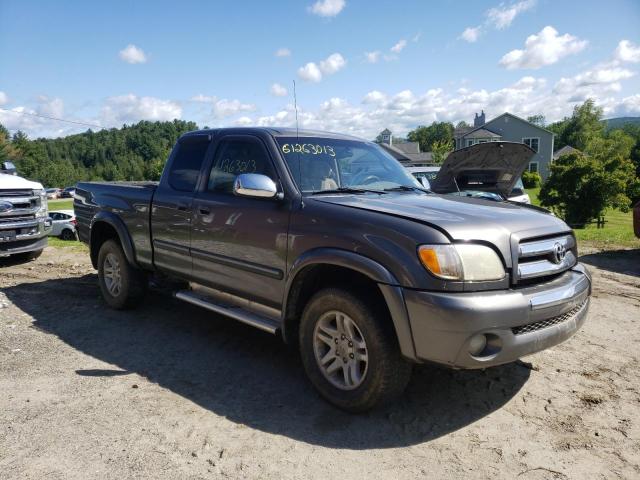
[189,134,289,309]
[151,134,212,278]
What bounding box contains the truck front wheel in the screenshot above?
[299,288,412,412]
[97,239,146,310]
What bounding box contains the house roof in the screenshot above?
[380,128,392,135]
[461,112,555,139]
[391,141,420,154]
[553,145,580,159]
[379,143,433,165]
[464,128,502,139]
[453,126,473,138]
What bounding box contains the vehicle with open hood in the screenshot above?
[408,143,532,203]
[74,129,591,412]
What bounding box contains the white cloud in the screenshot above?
[118,44,147,64]
[191,94,216,103]
[298,62,323,82]
[298,53,346,82]
[615,94,640,115]
[319,53,346,74]
[364,51,381,63]
[308,0,345,17]
[460,27,481,43]
[235,116,254,126]
[487,0,536,29]
[0,91,8,106]
[614,40,640,63]
[390,39,407,53]
[362,90,386,104]
[270,83,288,97]
[275,47,291,57]
[499,26,588,70]
[212,99,256,118]
[101,94,181,125]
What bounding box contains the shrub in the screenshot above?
[539,151,638,228]
[522,171,541,188]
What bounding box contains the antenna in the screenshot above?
[292,79,300,138]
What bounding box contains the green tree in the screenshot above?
[431,139,453,164]
[549,99,604,150]
[407,121,454,152]
[539,129,639,226]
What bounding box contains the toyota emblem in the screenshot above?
[0,201,13,214]
[552,242,566,264]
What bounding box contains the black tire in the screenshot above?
[299,288,412,412]
[97,239,146,310]
[60,229,76,241]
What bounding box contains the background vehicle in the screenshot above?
[75,130,591,412]
[45,188,61,199]
[48,209,77,240]
[408,165,531,203]
[0,162,52,260]
[60,187,76,198]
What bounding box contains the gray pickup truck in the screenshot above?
[75,128,591,412]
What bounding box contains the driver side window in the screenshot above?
[208,137,276,194]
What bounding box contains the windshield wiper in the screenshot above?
[311,187,387,195]
[383,185,431,193]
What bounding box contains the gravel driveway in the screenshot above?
[1,246,639,479]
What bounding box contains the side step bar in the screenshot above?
[174,290,280,334]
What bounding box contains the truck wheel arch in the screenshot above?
[282,248,418,361]
[89,212,137,270]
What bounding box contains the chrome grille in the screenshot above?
[0,189,41,220]
[516,234,576,282]
[512,299,587,335]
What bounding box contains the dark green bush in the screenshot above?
[522,171,541,188]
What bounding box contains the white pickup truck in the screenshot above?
[0,161,52,260]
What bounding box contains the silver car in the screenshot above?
[48,210,77,240]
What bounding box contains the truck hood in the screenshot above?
[430,142,534,197]
[0,173,43,190]
[313,193,571,267]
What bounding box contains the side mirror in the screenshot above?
[233,173,280,199]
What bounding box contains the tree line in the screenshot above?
[0,119,197,187]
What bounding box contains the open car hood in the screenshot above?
[430,142,535,198]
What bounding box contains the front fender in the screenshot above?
[90,211,138,269]
[283,248,418,361]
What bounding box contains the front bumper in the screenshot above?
[0,217,52,257]
[404,263,591,368]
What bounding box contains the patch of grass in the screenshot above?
[47,236,87,251]
[525,187,639,249]
[48,198,73,210]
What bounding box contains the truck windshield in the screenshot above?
[275,137,422,193]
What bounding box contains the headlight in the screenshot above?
[35,189,48,218]
[418,244,505,281]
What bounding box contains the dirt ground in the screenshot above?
[0,246,639,479]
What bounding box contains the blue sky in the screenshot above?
[0,0,639,139]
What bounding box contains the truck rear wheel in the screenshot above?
[97,239,146,310]
[299,288,412,412]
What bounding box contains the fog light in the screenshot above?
[469,334,487,356]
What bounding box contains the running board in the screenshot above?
[174,290,280,334]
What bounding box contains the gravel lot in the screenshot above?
[1,246,639,479]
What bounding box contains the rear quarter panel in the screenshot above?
[74,182,157,268]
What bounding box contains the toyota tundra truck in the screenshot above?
[0,161,52,261]
[74,128,591,412]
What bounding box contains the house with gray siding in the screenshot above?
[376,129,434,166]
[453,111,555,180]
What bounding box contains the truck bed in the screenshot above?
[74,181,158,268]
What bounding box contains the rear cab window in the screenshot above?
[168,136,211,192]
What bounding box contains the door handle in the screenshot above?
[199,206,211,215]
